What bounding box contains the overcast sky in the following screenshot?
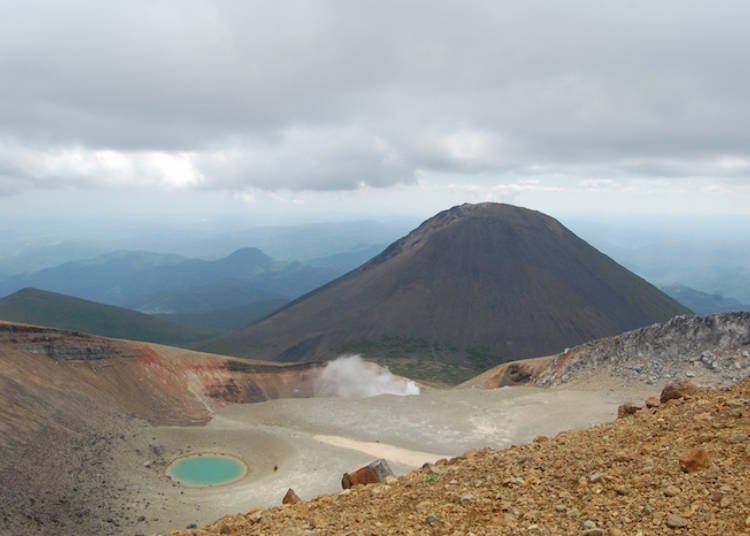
[1,0,750,224]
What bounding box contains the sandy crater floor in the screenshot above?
[120,382,652,534]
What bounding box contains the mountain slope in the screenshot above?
[0,288,221,345]
[205,203,690,367]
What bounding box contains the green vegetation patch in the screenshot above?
[371,357,477,385]
[335,335,437,357]
[465,345,505,371]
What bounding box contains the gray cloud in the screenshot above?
[1,0,749,193]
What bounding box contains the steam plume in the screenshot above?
[314,355,420,398]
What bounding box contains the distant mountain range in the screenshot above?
[203,203,691,376]
[0,288,221,345]
[0,246,374,317]
[661,284,748,315]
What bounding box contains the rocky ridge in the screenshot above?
[172,378,750,535]
[536,313,750,387]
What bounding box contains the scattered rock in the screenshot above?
[425,514,440,526]
[678,447,710,473]
[666,514,689,528]
[617,403,641,418]
[341,459,393,489]
[646,396,661,408]
[614,451,632,462]
[282,488,301,505]
[415,500,432,514]
[421,462,442,475]
[660,380,698,403]
[663,485,680,497]
[310,513,325,528]
[459,494,473,505]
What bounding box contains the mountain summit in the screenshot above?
[207,203,690,368]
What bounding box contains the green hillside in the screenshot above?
[157,299,288,331]
[0,288,222,346]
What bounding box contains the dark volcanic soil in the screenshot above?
[0,411,138,535]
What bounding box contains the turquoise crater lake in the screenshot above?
[166,454,247,487]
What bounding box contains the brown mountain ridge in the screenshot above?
[204,203,690,369]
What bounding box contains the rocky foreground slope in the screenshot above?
[175,379,750,535]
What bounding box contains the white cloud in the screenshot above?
[0,0,749,204]
[578,178,618,191]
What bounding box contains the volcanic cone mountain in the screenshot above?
[206,203,690,367]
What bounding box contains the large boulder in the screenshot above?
[341,459,394,489]
[660,380,698,403]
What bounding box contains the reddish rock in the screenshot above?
[282,488,301,505]
[617,403,641,418]
[341,459,394,489]
[646,396,661,408]
[678,447,710,473]
[660,380,698,403]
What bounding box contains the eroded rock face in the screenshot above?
[341,459,394,489]
[536,313,750,387]
[0,322,139,361]
[205,360,324,404]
